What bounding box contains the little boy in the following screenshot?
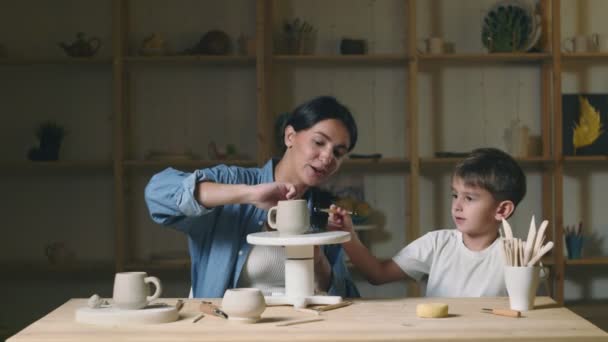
[329,147,526,297]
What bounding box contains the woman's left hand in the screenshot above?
[249,182,297,209]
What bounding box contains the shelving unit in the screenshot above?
[3,0,607,305]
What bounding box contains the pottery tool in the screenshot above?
[200,301,228,319]
[501,218,514,240]
[175,299,184,312]
[296,308,321,315]
[502,217,553,267]
[192,313,205,323]
[481,308,521,318]
[276,318,324,327]
[314,301,353,312]
[314,207,354,215]
[523,216,537,265]
[527,241,554,266]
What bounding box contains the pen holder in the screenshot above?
[565,235,584,259]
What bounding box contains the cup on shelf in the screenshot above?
[562,35,589,53]
[591,33,608,52]
[267,199,310,235]
[112,272,162,310]
[504,266,541,311]
[565,235,584,259]
[418,37,444,54]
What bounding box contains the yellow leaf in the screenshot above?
[573,96,604,149]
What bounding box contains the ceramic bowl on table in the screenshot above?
[221,288,266,323]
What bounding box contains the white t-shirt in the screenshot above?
[392,229,506,297]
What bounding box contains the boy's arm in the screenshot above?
[342,235,412,285]
[328,205,413,285]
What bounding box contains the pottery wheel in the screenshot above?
[75,303,179,325]
[247,230,351,308]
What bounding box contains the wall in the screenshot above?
[1,0,607,337]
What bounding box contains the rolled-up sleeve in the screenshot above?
[144,168,215,225]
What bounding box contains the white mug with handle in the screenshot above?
[113,272,162,310]
[267,199,310,235]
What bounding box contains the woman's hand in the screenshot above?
[249,182,297,210]
[326,204,355,234]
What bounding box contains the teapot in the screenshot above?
[58,32,101,57]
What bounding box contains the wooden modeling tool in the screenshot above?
[314,207,354,215]
[200,301,228,319]
[276,318,324,327]
[481,308,521,318]
[314,301,353,312]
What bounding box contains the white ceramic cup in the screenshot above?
[113,272,162,310]
[267,199,310,235]
[418,37,444,54]
[504,266,540,311]
[563,35,589,53]
[591,33,608,52]
[221,288,266,323]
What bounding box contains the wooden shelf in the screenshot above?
[418,52,552,63]
[273,54,409,65]
[0,160,113,173]
[2,262,114,277]
[125,258,191,271]
[124,159,258,170]
[564,156,608,163]
[565,257,608,265]
[341,158,409,172]
[562,52,608,61]
[420,156,552,166]
[123,55,255,66]
[0,58,112,65]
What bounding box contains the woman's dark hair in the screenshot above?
[277,96,358,153]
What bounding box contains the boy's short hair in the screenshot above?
[453,148,526,207]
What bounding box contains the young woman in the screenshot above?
[145,96,359,298]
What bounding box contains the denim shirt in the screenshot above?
[144,159,360,298]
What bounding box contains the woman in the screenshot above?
[144,96,359,298]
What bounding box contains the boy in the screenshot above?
[329,147,526,297]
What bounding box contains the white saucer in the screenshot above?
[75,304,179,325]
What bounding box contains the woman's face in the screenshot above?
[285,119,351,186]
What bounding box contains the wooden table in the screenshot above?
[8,297,608,341]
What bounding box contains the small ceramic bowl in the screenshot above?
[221,288,266,323]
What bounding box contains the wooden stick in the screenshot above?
[315,301,353,312]
[482,308,521,318]
[296,308,321,315]
[276,318,324,327]
[316,208,354,215]
[192,313,205,323]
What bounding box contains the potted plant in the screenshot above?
[28,121,67,161]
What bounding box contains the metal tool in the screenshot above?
[481,308,521,318]
[200,301,228,319]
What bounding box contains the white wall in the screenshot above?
[1,0,607,335]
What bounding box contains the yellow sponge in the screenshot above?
[416,303,448,318]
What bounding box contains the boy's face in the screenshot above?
[451,176,501,237]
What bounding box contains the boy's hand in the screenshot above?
[327,204,355,234]
[250,182,296,210]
